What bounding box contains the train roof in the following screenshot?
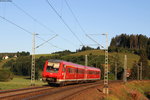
[48,59,100,71]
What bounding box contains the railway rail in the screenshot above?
[24,81,121,100]
[24,81,103,100]
[0,86,54,100]
[0,80,122,100]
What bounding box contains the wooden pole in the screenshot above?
[123,55,127,83]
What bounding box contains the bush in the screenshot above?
[109,73,115,80]
[0,70,14,81]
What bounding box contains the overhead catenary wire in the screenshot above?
[86,34,104,48]
[36,34,58,49]
[46,0,84,45]
[0,16,32,35]
[11,2,56,34]
[64,0,86,34]
[37,35,64,50]
[64,0,104,48]
[11,1,77,48]
[0,15,64,50]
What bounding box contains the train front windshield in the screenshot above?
[46,62,60,73]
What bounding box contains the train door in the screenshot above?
[62,64,66,81]
[65,66,71,79]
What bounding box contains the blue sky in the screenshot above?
[0,0,150,54]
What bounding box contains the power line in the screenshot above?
[0,16,32,35]
[58,35,78,47]
[46,0,84,45]
[11,1,78,48]
[86,34,104,48]
[37,36,64,50]
[64,0,87,34]
[0,15,64,50]
[11,2,56,34]
[36,34,58,49]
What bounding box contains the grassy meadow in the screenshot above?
[105,81,150,100]
[0,76,47,90]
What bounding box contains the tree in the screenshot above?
[138,49,150,79]
[109,54,123,80]
[147,38,150,59]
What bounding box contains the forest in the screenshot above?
[109,34,150,59]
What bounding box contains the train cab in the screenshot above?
[42,60,62,84]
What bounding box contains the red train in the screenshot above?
[42,59,101,86]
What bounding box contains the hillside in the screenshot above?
[36,50,149,68]
[35,54,57,58]
[68,50,141,68]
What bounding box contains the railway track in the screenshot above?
[23,82,102,100]
[23,81,120,100]
[0,86,54,100]
[0,81,122,100]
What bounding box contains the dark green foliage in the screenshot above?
[109,34,150,60]
[108,73,115,80]
[76,46,95,52]
[147,38,150,59]
[10,56,31,76]
[129,62,138,80]
[52,50,73,56]
[3,59,15,68]
[110,34,148,50]
[36,56,48,70]
[17,51,30,57]
[109,54,124,80]
[96,46,100,50]
[130,49,150,80]
[0,69,13,81]
[138,50,150,79]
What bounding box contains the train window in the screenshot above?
[67,68,74,73]
[46,66,59,73]
[68,68,70,73]
[78,69,84,74]
[46,62,60,73]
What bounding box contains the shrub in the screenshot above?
[0,70,13,81]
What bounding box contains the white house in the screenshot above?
[3,56,9,59]
[14,55,17,58]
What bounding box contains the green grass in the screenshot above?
[35,54,58,58]
[69,50,105,56]
[110,52,140,68]
[0,76,47,90]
